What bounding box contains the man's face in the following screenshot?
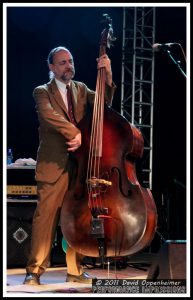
[49,50,75,83]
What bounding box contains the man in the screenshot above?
[23,46,116,285]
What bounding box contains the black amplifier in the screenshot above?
[7,166,37,199]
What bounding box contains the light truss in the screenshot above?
[121,7,156,189]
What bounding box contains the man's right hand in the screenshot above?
[66,133,81,152]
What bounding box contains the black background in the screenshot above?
[6,5,188,246]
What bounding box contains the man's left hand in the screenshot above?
[97,54,112,86]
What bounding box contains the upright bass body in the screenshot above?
[61,105,157,257]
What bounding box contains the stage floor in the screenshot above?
[6,255,151,295]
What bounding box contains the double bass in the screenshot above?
[61,14,157,260]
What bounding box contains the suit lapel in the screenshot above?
[48,79,79,122]
[48,79,68,114]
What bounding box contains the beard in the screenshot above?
[61,68,75,81]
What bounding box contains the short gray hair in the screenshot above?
[47,46,70,64]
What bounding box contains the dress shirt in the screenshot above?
[55,78,69,109]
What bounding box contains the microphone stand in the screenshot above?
[165,49,187,78]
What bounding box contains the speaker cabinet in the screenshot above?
[7,201,37,267]
[7,201,66,268]
[147,240,186,279]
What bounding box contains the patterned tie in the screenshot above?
[66,85,76,125]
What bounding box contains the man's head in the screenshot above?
[47,46,75,83]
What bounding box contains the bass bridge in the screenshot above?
[87,177,112,187]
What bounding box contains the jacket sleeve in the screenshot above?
[85,81,117,107]
[104,82,117,106]
[33,86,80,141]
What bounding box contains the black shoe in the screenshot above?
[66,272,96,284]
[23,273,40,285]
